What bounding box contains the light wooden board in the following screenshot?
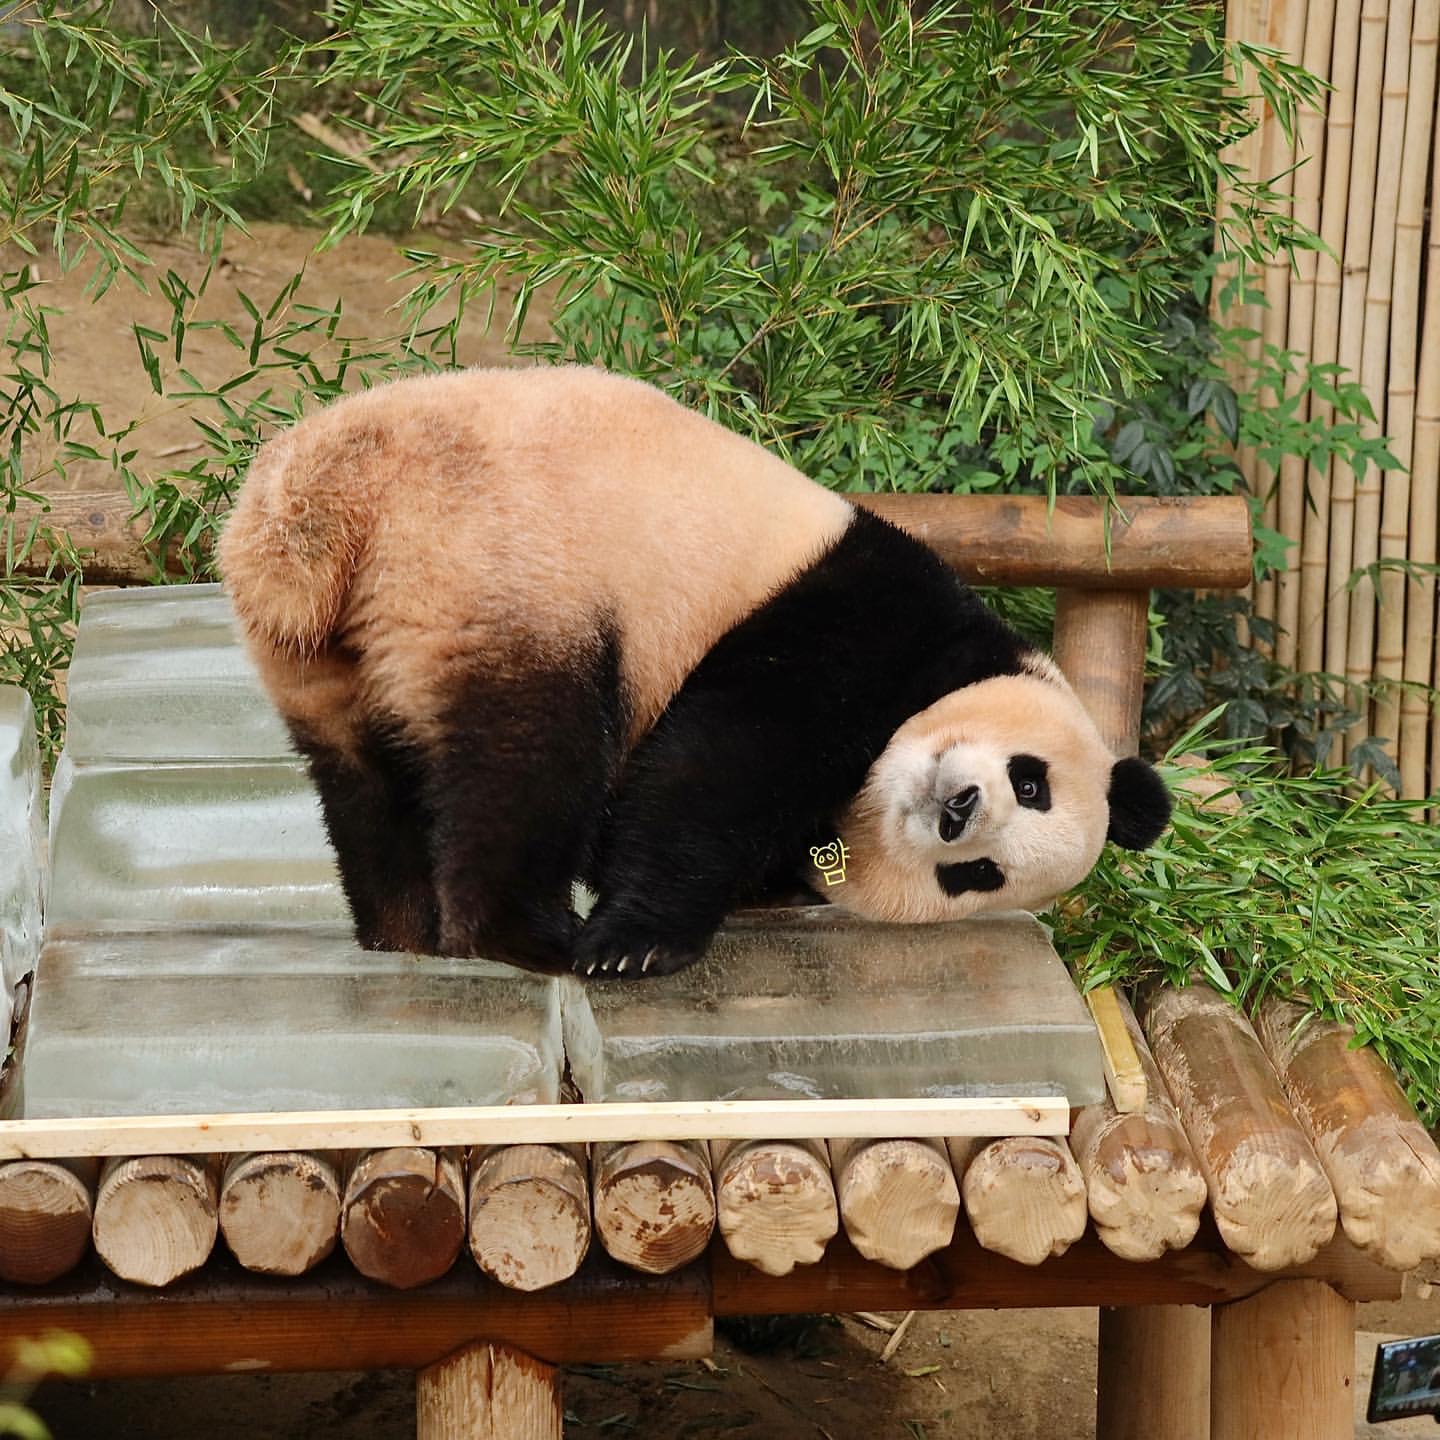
[0,1096,1070,1160]
[1086,986,1148,1113]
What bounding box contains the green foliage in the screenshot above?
[0,1330,91,1438]
[1065,727,1440,1122]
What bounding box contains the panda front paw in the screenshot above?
[571,910,706,981]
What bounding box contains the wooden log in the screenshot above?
[466,1143,590,1292]
[709,1137,837,1277]
[1300,0,1362,675]
[829,1137,958,1270]
[340,1147,465,1291]
[1096,1306,1209,1440]
[1070,992,1208,1262]
[91,1154,220,1288]
[947,1136,1087,1266]
[591,1140,714,1275]
[0,1157,99,1285]
[417,1342,562,1440]
[1210,1280,1355,1440]
[1141,984,1338,1270]
[217,1151,340,1277]
[1052,588,1150,753]
[1255,996,1440,1270]
[14,490,1254,591]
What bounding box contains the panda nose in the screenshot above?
[938,786,980,842]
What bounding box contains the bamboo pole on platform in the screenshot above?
[1326,0,1389,756]
[1404,38,1440,799]
[1300,0,1363,674]
[1276,0,1337,668]
[1254,0,1309,635]
[1377,0,1439,785]
[1345,0,1416,764]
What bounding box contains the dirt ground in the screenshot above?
[17,222,1440,1437]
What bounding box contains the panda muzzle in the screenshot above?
[938,785,981,843]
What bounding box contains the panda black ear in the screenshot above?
[1107,756,1172,850]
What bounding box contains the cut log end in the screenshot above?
[0,1158,97,1285]
[831,1137,959,1271]
[951,1136,1088,1266]
[467,1144,591,1292]
[1079,1124,1208,1263]
[92,1154,219,1288]
[341,1147,465,1291]
[219,1151,341,1277]
[711,1139,838,1278]
[592,1140,715,1276]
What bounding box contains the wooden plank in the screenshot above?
[11,492,1254,590]
[0,1250,713,1377]
[0,1096,1069,1160]
[1086,986,1147,1113]
[710,1223,1400,1316]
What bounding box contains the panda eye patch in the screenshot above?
[1008,754,1051,811]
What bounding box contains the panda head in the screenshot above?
[823,665,1170,923]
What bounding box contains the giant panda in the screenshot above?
[219,365,1170,978]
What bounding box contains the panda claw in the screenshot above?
[641,948,657,974]
[616,956,631,974]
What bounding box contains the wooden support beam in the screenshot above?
[1141,984,1338,1271]
[0,1250,713,1376]
[217,1151,340,1277]
[829,1137,959,1270]
[709,1138,837,1277]
[0,1157,98,1285]
[591,1140,715,1275]
[948,1136,1087,1266]
[91,1155,220,1288]
[1096,1306,1209,1440]
[1210,1280,1355,1440]
[1052,588,1150,754]
[14,492,1253,590]
[1255,996,1440,1270]
[340,1147,466,1291]
[467,1144,591,1292]
[417,1342,562,1440]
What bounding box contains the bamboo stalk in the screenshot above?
[1344,0,1416,768]
[1300,0,1363,674]
[1404,35,1440,800]
[1254,0,1309,636]
[1326,0,1390,759]
[1377,0,1439,789]
[1275,0,1338,667]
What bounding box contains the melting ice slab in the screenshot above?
[0,686,44,998]
[564,908,1105,1106]
[21,925,565,1117]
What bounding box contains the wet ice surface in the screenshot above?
[21,925,565,1117]
[563,907,1105,1106]
[0,687,43,1011]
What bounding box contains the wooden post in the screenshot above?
[1052,589,1149,754]
[0,1157,99,1284]
[1096,1307,1209,1440]
[218,1151,341,1276]
[417,1342,562,1440]
[591,1140,714,1275]
[947,1136,1087,1265]
[828,1137,959,1270]
[1211,1280,1355,1440]
[467,1144,591,1292]
[341,1147,466,1290]
[92,1155,221,1288]
[1070,991,1207,1261]
[710,1138,837,1277]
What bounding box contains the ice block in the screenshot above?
[63,584,293,762]
[47,757,344,926]
[20,924,564,1117]
[563,907,1105,1105]
[0,686,44,999]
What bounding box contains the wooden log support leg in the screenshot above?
[829,1137,958,1270]
[1096,1306,1209,1440]
[92,1155,221,1288]
[0,1157,99,1285]
[219,1151,341,1277]
[592,1140,714,1275]
[1211,1280,1355,1440]
[467,1144,591,1292]
[341,1147,466,1290]
[710,1138,838,1277]
[417,1342,562,1440]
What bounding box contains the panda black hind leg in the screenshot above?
[418,630,626,974]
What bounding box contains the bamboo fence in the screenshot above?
[1229,0,1440,795]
